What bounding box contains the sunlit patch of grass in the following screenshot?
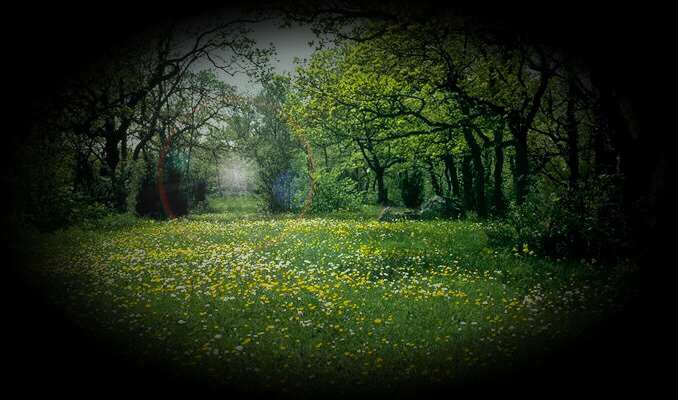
[19,204,633,398]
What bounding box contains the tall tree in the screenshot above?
[290,45,416,205]
[56,13,272,211]
[280,2,559,206]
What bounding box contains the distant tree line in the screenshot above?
[2,3,672,264]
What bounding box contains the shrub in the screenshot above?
[307,167,363,213]
[483,221,518,250]
[254,167,306,213]
[78,211,140,231]
[136,151,190,219]
[400,168,425,209]
[502,175,649,262]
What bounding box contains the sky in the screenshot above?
[226,20,320,93]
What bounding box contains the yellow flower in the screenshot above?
[374,318,382,324]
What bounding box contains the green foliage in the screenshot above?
[136,150,189,219]
[489,175,649,262]
[255,165,287,213]
[230,78,310,214]
[255,163,308,214]
[6,141,78,232]
[400,167,425,209]
[76,209,141,231]
[306,167,363,212]
[482,220,518,250]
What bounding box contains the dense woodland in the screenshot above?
[3,3,673,263]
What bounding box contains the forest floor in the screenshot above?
[6,197,653,399]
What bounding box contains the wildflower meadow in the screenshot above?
[9,198,639,399]
[4,4,670,398]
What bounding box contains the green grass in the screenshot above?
[205,195,263,214]
[15,197,633,398]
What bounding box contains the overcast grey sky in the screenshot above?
[230,20,319,93]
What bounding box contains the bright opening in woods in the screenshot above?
[3,2,671,398]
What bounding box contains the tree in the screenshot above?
[135,70,237,218]
[226,76,311,212]
[400,166,424,208]
[55,12,272,212]
[290,45,417,206]
[279,3,560,211]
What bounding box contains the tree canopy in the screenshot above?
[3,2,672,263]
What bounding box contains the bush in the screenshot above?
[8,143,80,232]
[254,167,305,213]
[400,168,425,209]
[135,151,191,219]
[78,211,140,231]
[500,175,649,262]
[306,167,363,213]
[483,221,518,250]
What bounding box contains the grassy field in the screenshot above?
[10,197,637,398]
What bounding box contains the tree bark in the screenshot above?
[443,154,461,198]
[462,126,487,218]
[565,62,580,191]
[493,126,506,214]
[375,166,388,205]
[461,155,474,211]
[591,67,644,204]
[426,159,442,196]
[356,136,391,206]
[592,113,617,176]
[511,125,531,205]
[473,156,487,218]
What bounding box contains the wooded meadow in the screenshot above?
[3,2,672,398]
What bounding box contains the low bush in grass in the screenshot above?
[488,175,653,263]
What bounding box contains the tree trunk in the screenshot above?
[104,135,120,177]
[592,116,617,176]
[473,154,487,218]
[103,133,127,211]
[484,153,492,193]
[426,159,442,196]
[508,117,531,206]
[443,154,461,198]
[566,63,580,191]
[375,167,388,206]
[461,155,474,211]
[493,127,506,214]
[590,67,654,205]
[505,56,552,205]
[463,127,487,218]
